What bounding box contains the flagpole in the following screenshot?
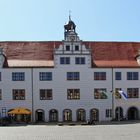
[111,91,115,120]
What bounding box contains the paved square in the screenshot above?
[0,123,140,140]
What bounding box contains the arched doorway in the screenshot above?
[49,109,58,122]
[127,107,139,120]
[63,109,72,122]
[77,109,86,122]
[35,109,45,122]
[115,107,123,121]
[90,108,99,121]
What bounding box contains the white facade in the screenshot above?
[0,18,140,123]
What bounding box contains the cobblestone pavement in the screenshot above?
[0,123,140,140]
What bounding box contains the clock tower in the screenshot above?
[63,15,81,43]
[54,16,92,68]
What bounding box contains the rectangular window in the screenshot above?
[40,89,53,100]
[60,57,70,64]
[75,57,85,64]
[94,72,106,80]
[127,88,139,98]
[39,72,52,81]
[66,45,70,51]
[67,89,80,100]
[94,88,108,99]
[0,89,2,100]
[114,88,122,99]
[127,72,139,80]
[67,72,80,80]
[13,89,25,100]
[115,72,121,80]
[106,109,112,117]
[75,45,79,51]
[12,72,25,81]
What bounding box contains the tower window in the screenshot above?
[66,45,70,51]
[75,45,79,51]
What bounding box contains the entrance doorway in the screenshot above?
[115,107,123,121]
[77,109,86,122]
[63,109,72,122]
[35,109,45,122]
[49,109,58,122]
[127,107,139,120]
[90,108,99,121]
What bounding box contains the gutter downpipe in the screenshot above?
[31,67,34,123]
[111,67,114,120]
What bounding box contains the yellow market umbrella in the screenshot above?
[8,107,31,115]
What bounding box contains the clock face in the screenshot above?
[70,36,75,41]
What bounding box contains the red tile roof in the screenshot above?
[0,41,140,68]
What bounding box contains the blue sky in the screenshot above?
[0,0,140,41]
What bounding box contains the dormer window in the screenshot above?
[66,45,70,51]
[75,45,79,51]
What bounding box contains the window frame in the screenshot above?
[114,88,122,99]
[60,57,70,64]
[127,72,139,80]
[75,57,85,64]
[67,89,80,100]
[67,72,80,80]
[115,72,121,80]
[94,72,106,80]
[75,45,79,51]
[12,89,25,100]
[39,72,52,81]
[127,88,139,98]
[106,109,112,118]
[12,72,25,81]
[94,88,108,99]
[40,89,53,100]
[66,45,70,51]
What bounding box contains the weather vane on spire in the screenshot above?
[69,10,71,21]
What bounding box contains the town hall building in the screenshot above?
[0,17,140,123]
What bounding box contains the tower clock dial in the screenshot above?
[70,36,75,41]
